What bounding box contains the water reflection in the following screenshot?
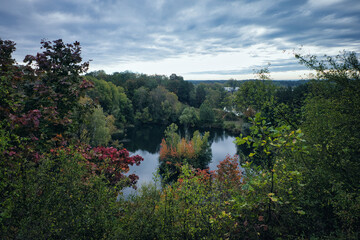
[121,124,167,154]
[119,124,239,191]
[209,135,238,170]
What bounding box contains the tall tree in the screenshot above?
[20,39,93,141]
[296,51,360,235]
[199,103,215,126]
[195,84,206,108]
[179,106,199,128]
[86,76,133,127]
[148,86,182,124]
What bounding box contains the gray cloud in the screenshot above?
[1,0,359,78]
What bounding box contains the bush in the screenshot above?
[3,149,119,239]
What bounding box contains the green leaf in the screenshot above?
[296,210,306,215]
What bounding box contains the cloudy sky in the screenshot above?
[1,0,360,80]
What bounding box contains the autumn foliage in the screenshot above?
[215,155,242,189]
[158,124,211,182]
[85,146,143,187]
[0,39,144,238]
[159,124,210,167]
[159,138,196,162]
[48,145,144,188]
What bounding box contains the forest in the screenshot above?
[1,39,359,239]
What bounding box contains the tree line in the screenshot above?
[82,62,311,146]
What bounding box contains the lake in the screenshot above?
[119,124,239,194]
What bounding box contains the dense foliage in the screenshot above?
[0,39,143,239]
[159,123,211,183]
[85,69,243,131]
[1,38,359,239]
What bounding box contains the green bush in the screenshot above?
[3,149,119,239]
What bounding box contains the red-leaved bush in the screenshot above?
[50,145,144,189]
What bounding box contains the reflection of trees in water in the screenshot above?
[119,124,238,155]
[179,127,235,145]
[118,123,239,185]
[209,130,225,144]
[120,124,167,154]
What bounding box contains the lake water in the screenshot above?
[119,124,239,194]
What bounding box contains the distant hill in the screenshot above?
[187,79,310,87]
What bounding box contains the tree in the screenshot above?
[179,107,199,128]
[0,39,20,122]
[88,106,111,146]
[86,76,133,127]
[235,113,307,238]
[167,73,194,104]
[234,66,277,120]
[295,51,360,236]
[195,84,206,108]
[273,84,309,128]
[234,80,277,116]
[199,102,215,125]
[17,39,93,143]
[0,39,25,237]
[133,86,150,110]
[5,149,120,239]
[204,88,222,108]
[148,86,182,124]
[0,39,145,238]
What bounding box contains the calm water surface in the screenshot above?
[119,125,239,194]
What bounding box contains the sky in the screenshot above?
[1,0,360,80]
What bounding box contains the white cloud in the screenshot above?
[307,0,345,8]
[318,14,358,25]
[238,25,280,40]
